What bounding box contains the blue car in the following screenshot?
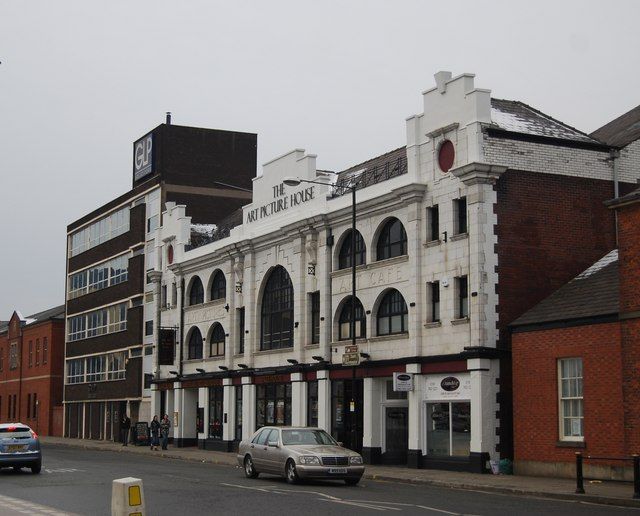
[0,423,42,474]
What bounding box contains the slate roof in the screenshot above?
[590,104,640,148]
[0,305,66,334]
[338,146,407,178]
[490,98,601,144]
[511,250,619,327]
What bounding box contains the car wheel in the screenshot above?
[244,456,259,479]
[344,477,360,486]
[31,464,41,474]
[285,459,299,484]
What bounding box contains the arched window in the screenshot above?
[338,296,366,341]
[261,266,294,350]
[187,327,203,360]
[189,277,204,305]
[338,230,366,270]
[209,324,225,357]
[376,218,407,261]
[376,289,408,336]
[210,271,226,301]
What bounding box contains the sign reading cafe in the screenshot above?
[245,183,315,224]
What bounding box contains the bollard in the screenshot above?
[111,477,145,516]
[575,452,585,494]
[633,455,640,500]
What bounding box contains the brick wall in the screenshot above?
[495,171,630,337]
[616,200,640,454]
[513,322,625,475]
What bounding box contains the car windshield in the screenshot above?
[0,427,32,439]
[281,429,337,446]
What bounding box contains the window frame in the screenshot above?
[456,276,468,319]
[427,205,440,242]
[558,357,584,441]
[454,197,467,235]
[376,218,408,261]
[338,229,366,270]
[210,271,227,301]
[189,276,205,306]
[338,296,366,341]
[260,266,294,351]
[428,281,440,322]
[376,289,409,336]
[187,327,203,360]
[310,292,320,344]
[209,324,225,357]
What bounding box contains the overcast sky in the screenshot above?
[1,0,639,318]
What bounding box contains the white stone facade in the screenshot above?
[148,72,629,471]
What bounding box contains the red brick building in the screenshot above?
[511,106,640,479]
[0,306,65,436]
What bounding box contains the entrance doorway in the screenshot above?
[331,379,363,452]
[383,406,408,464]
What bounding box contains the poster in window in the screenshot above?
[276,400,285,425]
[267,401,275,424]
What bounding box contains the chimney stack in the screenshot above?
[166,112,172,125]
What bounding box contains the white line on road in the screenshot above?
[0,494,79,516]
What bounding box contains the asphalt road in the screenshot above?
[0,444,638,516]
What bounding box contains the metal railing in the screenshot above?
[331,155,408,197]
[575,452,640,499]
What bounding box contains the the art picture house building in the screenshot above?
[149,72,636,472]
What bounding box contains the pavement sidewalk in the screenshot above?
[41,436,640,509]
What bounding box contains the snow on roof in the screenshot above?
[490,99,598,144]
[575,249,618,280]
[190,223,217,236]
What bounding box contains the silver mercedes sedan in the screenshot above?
[237,426,364,485]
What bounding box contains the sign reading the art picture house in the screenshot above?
[245,182,315,224]
[133,133,154,181]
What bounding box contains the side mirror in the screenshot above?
[268,441,279,448]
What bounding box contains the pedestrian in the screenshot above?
[120,413,131,446]
[150,415,160,451]
[160,414,171,450]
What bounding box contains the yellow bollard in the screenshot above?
[111,477,146,516]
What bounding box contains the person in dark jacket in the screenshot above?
[120,414,131,446]
[160,414,171,450]
[150,415,160,451]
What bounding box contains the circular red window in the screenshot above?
[167,245,174,265]
[438,140,455,172]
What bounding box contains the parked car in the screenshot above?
[0,423,42,474]
[237,426,364,485]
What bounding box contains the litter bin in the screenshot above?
[499,458,513,475]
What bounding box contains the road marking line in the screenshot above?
[0,494,79,515]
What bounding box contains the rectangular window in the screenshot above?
[256,383,292,428]
[310,292,320,344]
[86,355,107,382]
[9,343,18,370]
[0,347,3,372]
[307,381,318,427]
[559,358,584,440]
[208,386,224,440]
[27,393,32,419]
[67,359,85,384]
[427,205,439,241]
[68,254,129,300]
[33,393,37,420]
[12,394,17,419]
[145,320,154,336]
[456,276,468,319]
[69,207,130,257]
[237,307,245,354]
[454,197,467,235]
[386,379,408,400]
[35,339,40,366]
[161,285,168,308]
[68,315,87,341]
[87,309,108,337]
[428,281,440,322]
[43,338,48,364]
[107,351,126,380]
[426,401,471,457]
[147,214,159,233]
[28,341,33,367]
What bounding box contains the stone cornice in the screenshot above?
[451,162,508,185]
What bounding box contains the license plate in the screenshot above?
[328,468,347,474]
[6,445,25,453]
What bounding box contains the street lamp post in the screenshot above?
[283,175,358,450]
